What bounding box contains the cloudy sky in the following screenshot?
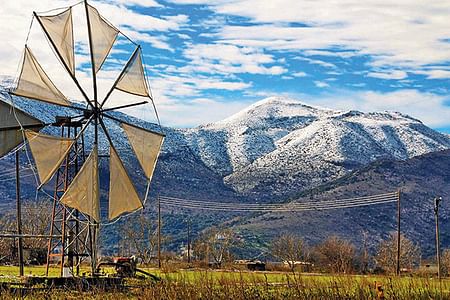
[0,0,449,132]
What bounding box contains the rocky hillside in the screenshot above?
[181,97,450,200]
[1,84,449,204]
[233,149,450,257]
[1,81,449,255]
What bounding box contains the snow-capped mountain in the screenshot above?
[1,77,449,203]
[179,97,450,199]
[2,81,450,255]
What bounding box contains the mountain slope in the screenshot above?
[1,85,449,204]
[1,82,450,255]
[182,97,450,200]
[233,149,450,257]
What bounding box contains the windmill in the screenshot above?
[5,0,165,276]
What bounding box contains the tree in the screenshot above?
[21,199,52,249]
[0,211,15,262]
[314,236,356,273]
[375,233,421,274]
[193,227,238,268]
[270,233,308,271]
[357,230,371,274]
[118,212,158,264]
[441,249,450,276]
[0,199,51,263]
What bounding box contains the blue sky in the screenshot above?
[0,0,449,132]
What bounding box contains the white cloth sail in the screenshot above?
[0,99,43,157]
[37,7,75,76]
[13,46,70,106]
[115,48,150,97]
[25,131,74,186]
[121,123,163,181]
[109,146,143,220]
[60,146,100,222]
[87,4,119,73]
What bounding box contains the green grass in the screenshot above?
[0,266,449,299]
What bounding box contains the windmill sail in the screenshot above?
[0,99,43,157]
[12,46,70,106]
[121,123,163,181]
[25,131,74,186]
[86,4,119,73]
[115,47,150,97]
[60,146,100,222]
[108,146,143,220]
[37,7,75,76]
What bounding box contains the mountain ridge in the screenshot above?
[1,83,449,203]
[1,82,450,255]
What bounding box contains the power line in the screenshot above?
[160,192,398,208]
[159,197,397,211]
[158,192,398,212]
[160,199,396,212]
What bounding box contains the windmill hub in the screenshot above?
[83,107,100,119]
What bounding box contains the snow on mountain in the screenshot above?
[181,97,450,199]
[1,78,449,202]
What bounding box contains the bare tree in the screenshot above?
[119,212,157,264]
[441,249,450,276]
[193,227,238,268]
[358,230,370,274]
[271,233,308,271]
[314,236,356,273]
[21,199,52,249]
[0,211,15,262]
[375,233,421,274]
[0,199,52,263]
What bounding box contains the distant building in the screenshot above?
[234,259,266,271]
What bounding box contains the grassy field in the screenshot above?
[0,266,449,299]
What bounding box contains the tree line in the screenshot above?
[0,202,449,277]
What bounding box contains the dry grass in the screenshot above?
[0,269,449,299]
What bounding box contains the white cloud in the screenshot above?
[122,30,173,51]
[311,89,450,128]
[413,69,450,79]
[292,72,307,77]
[93,2,188,32]
[171,0,450,71]
[103,0,162,7]
[293,56,337,69]
[367,70,408,80]
[303,50,357,58]
[182,43,287,75]
[145,73,251,105]
[126,97,251,127]
[314,81,329,88]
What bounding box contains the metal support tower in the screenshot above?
[45,117,93,277]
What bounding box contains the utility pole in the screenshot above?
[434,196,442,280]
[16,150,24,276]
[187,218,191,264]
[158,195,161,268]
[396,190,401,276]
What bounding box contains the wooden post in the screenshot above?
[158,195,161,268]
[16,150,24,276]
[396,190,401,276]
[434,197,442,280]
[187,218,191,264]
